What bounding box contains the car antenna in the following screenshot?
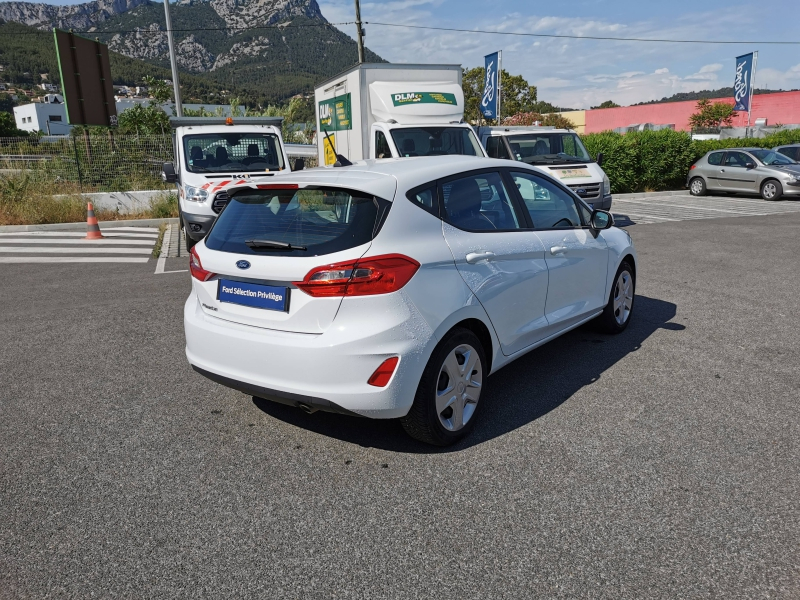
[323,129,353,167]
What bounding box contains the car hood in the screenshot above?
[764,164,800,176]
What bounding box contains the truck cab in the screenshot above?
[162,117,294,250]
[477,126,612,210]
[371,121,484,159]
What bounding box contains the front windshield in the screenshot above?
[749,149,796,165]
[183,133,285,174]
[506,132,591,164]
[390,127,484,157]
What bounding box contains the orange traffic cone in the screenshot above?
[84,202,104,240]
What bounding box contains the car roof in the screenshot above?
[232,156,541,199]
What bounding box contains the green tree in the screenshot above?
[117,103,170,135]
[0,111,28,136]
[689,99,738,130]
[592,100,621,109]
[462,67,537,123]
[142,76,172,104]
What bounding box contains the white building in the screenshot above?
[13,95,71,135]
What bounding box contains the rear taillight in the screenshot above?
[189,246,216,282]
[690,164,696,170]
[294,254,420,297]
[368,357,399,387]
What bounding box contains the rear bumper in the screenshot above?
[184,290,436,419]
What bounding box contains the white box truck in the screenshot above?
[314,63,486,165]
[162,117,300,251]
[476,126,613,210]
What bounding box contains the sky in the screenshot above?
[9,0,799,108]
[317,0,800,108]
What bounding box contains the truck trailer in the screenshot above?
[314,63,486,165]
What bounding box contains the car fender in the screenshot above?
[600,227,638,297]
[429,300,503,375]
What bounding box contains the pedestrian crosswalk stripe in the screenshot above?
[0,247,152,254]
[0,231,158,239]
[0,257,150,263]
[0,238,156,245]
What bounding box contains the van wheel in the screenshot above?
[761,179,782,201]
[596,261,635,334]
[689,177,706,196]
[401,328,486,446]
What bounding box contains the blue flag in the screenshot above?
[481,52,499,119]
[733,53,754,112]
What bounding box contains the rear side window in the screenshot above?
[441,172,521,231]
[707,152,724,166]
[205,187,389,257]
[407,185,438,217]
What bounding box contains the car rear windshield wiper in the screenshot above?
[245,239,307,251]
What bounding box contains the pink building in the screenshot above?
[584,90,800,133]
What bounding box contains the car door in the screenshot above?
[704,151,726,189]
[509,170,609,332]
[719,151,758,192]
[439,169,550,356]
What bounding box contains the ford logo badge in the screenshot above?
[576,188,587,195]
[236,260,251,270]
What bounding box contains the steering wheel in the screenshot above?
[551,217,574,228]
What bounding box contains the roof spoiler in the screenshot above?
[168,116,284,128]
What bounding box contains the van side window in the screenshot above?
[406,185,439,217]
[485,136,510,159]
[707,152,724,166]
[375,131,392,159]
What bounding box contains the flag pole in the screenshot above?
[748,51,758,130]
[497,50,502,125]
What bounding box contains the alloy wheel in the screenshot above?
[435,344,482,431]
[690,179,703,195]
[613,270,633,326]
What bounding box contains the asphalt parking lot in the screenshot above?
[1,211,799,598]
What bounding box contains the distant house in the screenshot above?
[13,96,71,135]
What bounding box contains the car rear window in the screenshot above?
[204,187,390,257]
[707,152,724,166]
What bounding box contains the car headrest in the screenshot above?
[448,178,483,215]
[190,146,203,160]
[402,138,416,153]
[215,147,229,161]
[247,144,259,157]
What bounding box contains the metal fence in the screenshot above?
[0,134,318,192]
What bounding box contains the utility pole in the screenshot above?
[163,0,183,116]
[354,0,365,64]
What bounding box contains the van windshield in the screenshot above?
[505,132,591,164]
[390,127,484,157]
[183,132,285,174]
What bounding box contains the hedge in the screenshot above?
[580,129,800,194]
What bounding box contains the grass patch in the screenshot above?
[151,222,168,258]
[0,174,180,225]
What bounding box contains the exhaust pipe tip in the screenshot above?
[296,402,318,415]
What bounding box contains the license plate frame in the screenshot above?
[217,279,290,312]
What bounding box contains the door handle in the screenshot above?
[550,246,568,255]
[465,251,495,264]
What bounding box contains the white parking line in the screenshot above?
[0,247,152,254]
[0,238,156,245]
[154,224,188,275]
[99,226,159,233]
[0,257,149,263]
[0,231,159,239]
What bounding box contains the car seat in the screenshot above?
[447,178,496,230]
[401,138,418,157]
[215,147,229,165]
[241,143,261,165]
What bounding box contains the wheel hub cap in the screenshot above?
[613,270,633,326]
[436,344,482,432]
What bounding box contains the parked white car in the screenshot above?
[184,156,637,445]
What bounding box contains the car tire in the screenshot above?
[760,179,783,201]
[689,177,707,196]
[596,261,635,334]
[401,328,487,446]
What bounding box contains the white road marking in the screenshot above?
[98,226,160,233]
[0,257,149,263]
[612,194,800,225]
[0,246,152,254]
[0,231,158,239]
[0,238,155,245]
[155,224,187,274]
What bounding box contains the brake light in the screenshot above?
[368,357,399,387]
[257,183,299,190]
[189,246,216,282]
[294,254,420,297]
[690,164,696,170]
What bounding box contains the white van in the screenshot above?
[477,126,612,210]
[314,63,486,165]
[162,117,296,250]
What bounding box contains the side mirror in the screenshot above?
[162,162,177,183]
[745,161,755,169]
[591,209,614,230]
[293,158,305,171]
[596,152,605,167]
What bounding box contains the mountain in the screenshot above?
[0,0,383,104]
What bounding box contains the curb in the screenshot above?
[612,190,688,200]
[0,217,179,233]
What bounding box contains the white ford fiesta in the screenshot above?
[184,155,637,445]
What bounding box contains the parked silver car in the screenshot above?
[687,148,800,200]
[774,144,800,162]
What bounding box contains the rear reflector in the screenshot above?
[368,357,399,387]
[189,246,216,282]
[257,183,299,190]
[690,164,696,170]
[294,254,420,297]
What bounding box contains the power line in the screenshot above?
[0,21,356,35]
[364,21,800,45]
